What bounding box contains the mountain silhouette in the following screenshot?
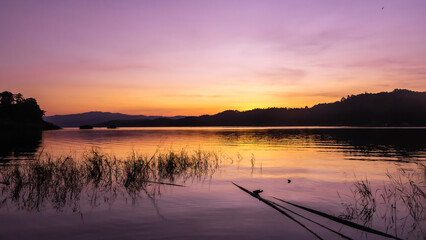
[44,111,187,127]
[96,89,426,127]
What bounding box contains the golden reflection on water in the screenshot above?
[40,127,424,183]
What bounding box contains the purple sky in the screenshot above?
[1,0,425,115]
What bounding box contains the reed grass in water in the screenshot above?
[338,163,426,238]
[0,148,225,212]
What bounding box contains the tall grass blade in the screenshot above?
[145,180,185,187]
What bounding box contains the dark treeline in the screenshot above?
[98,89,426,127]
[0,91,60,130]
[43,111,167,127]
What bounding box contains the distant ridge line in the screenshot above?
[95,89,426,127]
[44,111,187,127]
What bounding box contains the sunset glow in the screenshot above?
[1,0,425,116]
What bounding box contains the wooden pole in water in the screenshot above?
[268,200,353,240]
[232,182,324,240]
[272,197,402,240]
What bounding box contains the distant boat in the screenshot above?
[107,124,117,129]
[79,125,93,129]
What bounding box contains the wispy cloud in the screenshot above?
[53,58,155,72]
[162,93,229,98]
[271,91,343,99]
[256,67,306,85]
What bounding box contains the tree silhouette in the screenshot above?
[0,91,14,105]
[0,91,58,130]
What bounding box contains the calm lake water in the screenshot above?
[0,127,425,239]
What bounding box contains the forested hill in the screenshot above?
[0,91,60,130]
[98,89,426,127]
[43,111,187,127]
[44,112,161,127]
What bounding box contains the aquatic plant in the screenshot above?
[0,147,230,213]
[338,163,426,238]
[338,178,376,224]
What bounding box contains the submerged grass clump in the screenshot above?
[0,147,227,212]
[156,149,220,182]
[338,178,376,224]
[338,163,426,238]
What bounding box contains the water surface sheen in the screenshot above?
[0,127,425,239]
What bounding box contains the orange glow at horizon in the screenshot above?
[28,85,369,116]
[1,1,426,116]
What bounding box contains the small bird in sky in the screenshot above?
[288,179,291,183]
[382,6,384,10]
[253,189,263,195]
